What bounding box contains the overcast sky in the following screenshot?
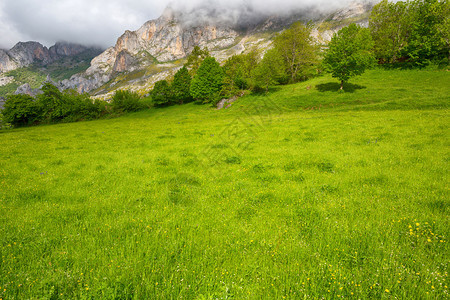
[0,0,367,50]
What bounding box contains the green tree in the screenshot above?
[37,82,69,122]
[151,80,172,106]
[405,0,450,66]
[171,67,192,104]
[62,89,106,121]
[273,22,318,83]
[251,49,287,93]
[370,0,449,66]
[185,46,210,76]
[369,0,412,63]
[221,49,261,97]
[111,90,142,112]
[2,94,40,126]
[190,57,224,104]
[323,24,376,90]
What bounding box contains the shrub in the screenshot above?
[62,90,106,121]
[151,80,172,107]
[2,94,40,126]
[111,90,142,112]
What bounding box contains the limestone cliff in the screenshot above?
[62,7,240,93]
[61,1,375,97]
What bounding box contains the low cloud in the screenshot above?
[0,0,376,50]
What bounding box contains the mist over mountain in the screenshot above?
[0,0,378,49]
[1,0,377,98]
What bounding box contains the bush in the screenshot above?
[111,90,142,112]
[36,82,70,122]
[2,94,40,126]
[61,90,106,122]
[2,83,109,127]
[0,112,12,129]
[151,80,172,107]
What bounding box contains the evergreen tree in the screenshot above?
[323,24,376,90]
[190,57,224,104]
[172,67,192,104]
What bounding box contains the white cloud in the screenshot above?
[0,0,377,50]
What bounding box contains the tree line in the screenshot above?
[1,0,448,127]
[0,83,144,127]
[151,0,448,103]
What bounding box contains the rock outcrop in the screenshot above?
[0,41,102,73]
[61,7,240,94]
[0,75,14,86]
[62,1,374,97]
[0,50,18,73]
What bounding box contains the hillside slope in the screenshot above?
[61,1,374,99]
[0,68,448,299]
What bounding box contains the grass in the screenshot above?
[0,68,449,299]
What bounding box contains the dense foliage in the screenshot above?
[151,80,172,107]
[110,90,142,113]
[370,0,449,66]
[171,67,193,104]
[1,83,110,127]
[1,94,40,126]
[251,49,287,93]
[273,22,319,83]
[221,49,260,97]
[190,57,225,104]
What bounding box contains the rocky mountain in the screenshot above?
[0,42,102,73]
[2,1,375,99]
[60,1,375,99]
[0,42,103,97]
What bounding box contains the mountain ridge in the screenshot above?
[1,0,376,98]
[0,41,103,73]
[61,1,374,99]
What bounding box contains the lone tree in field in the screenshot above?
[273,22,318,83]
[323,24,376,90]
[190,57,224,104]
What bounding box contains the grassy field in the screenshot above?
[0,68,449,299]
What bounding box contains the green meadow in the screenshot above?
[0,68,449,299]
